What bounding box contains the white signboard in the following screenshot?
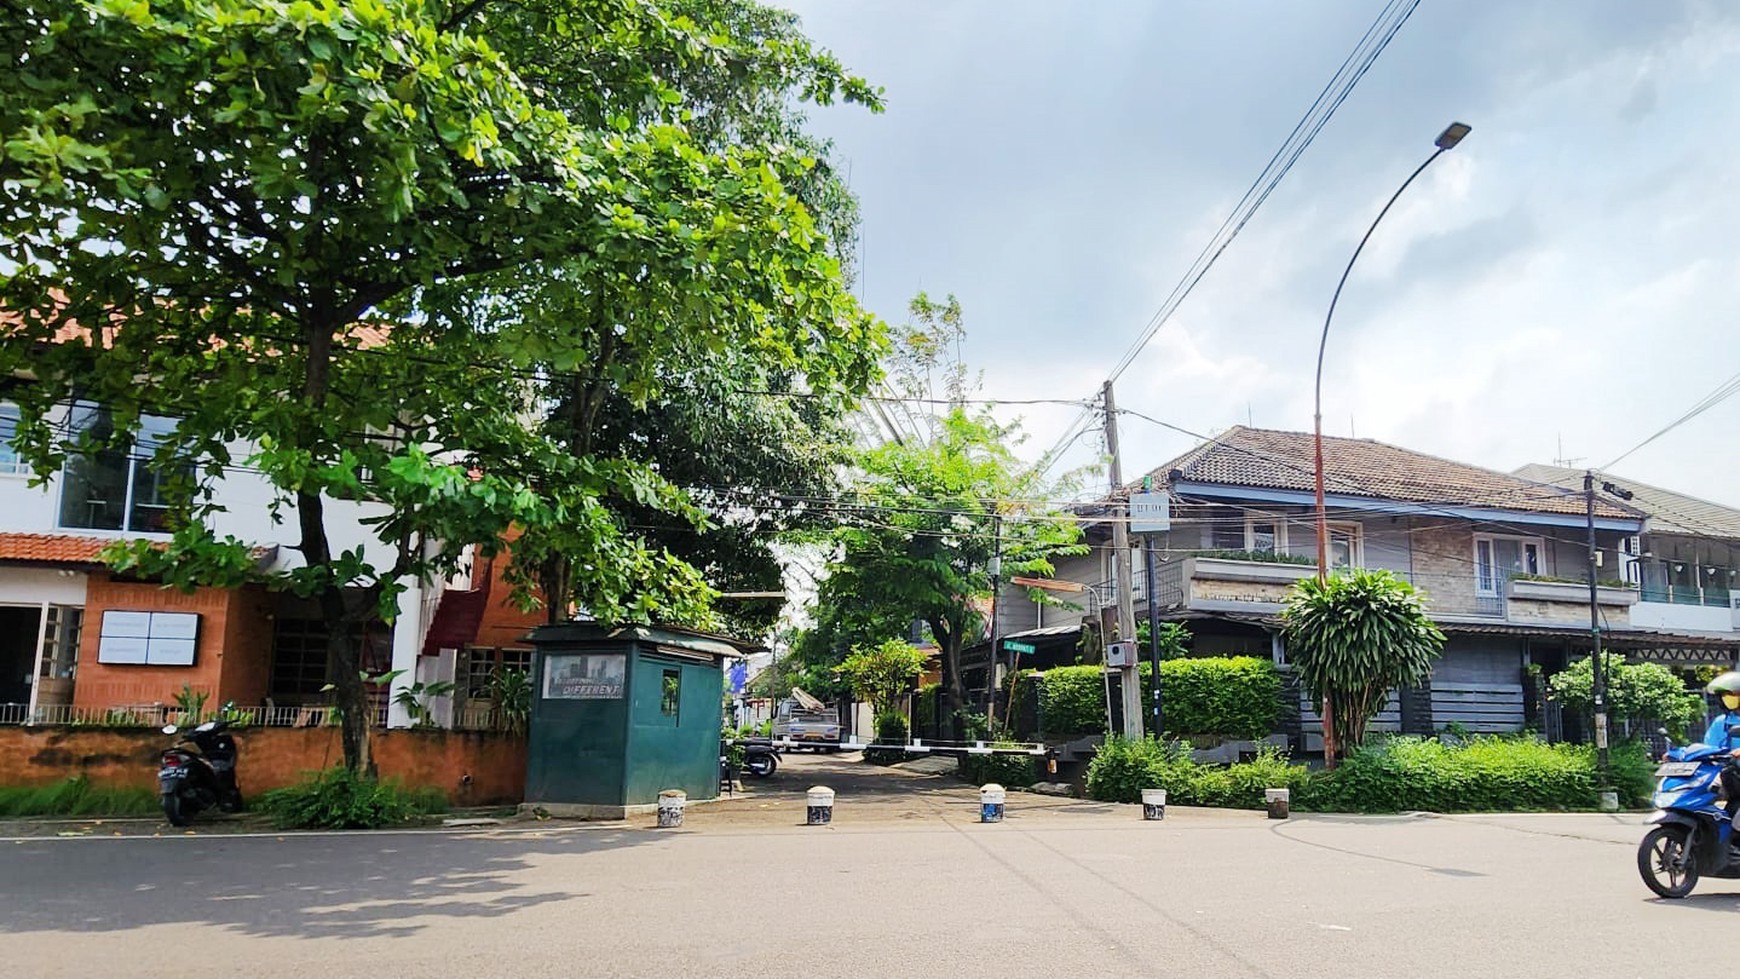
[1129,492,1171,535]
[98,611,201,666]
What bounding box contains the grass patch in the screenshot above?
[0,777,159,818]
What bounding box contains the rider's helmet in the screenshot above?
[1707,671,1740,711]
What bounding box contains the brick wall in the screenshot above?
[1408,522,1477,615]
[0,726,526,805]
[74,575,237,708]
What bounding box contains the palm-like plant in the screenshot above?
[1282,570,1445,757]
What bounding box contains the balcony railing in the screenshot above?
[1640,584,1733,608]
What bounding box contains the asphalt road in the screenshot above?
[0,755,1730,978]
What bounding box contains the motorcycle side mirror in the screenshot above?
[1728,723,1740,737]
[162,724,178,736]
[1658,728,1670,738]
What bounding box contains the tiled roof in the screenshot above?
[1148,426,1639,520]
[1515,463,1740,540]
[0,533,115,566]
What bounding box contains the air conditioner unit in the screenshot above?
[1105,640,1139,668]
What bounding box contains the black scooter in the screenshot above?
[158,719,243,826]
[742,739,779,778]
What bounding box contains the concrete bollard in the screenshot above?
[980,783,1006,823]
[656,789,686,828]
[807,786,835,825]
[1265,788,1291,820]
[1142,788,1167,821]
[1599,790,1619,813]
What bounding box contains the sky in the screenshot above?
[782,0,1740,507]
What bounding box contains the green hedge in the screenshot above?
[1084,735,1654,812]
[958,751,1040,788]
[0,777,158,817]
[258,768,449,830]
[1037,657,1283,742]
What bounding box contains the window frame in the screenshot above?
[55,402,189,534]
[1325,521,1364,570]
[1244,512,1288,555]
[660,668,681,718]
[1472,533,1545,595]
[0,403,26,477]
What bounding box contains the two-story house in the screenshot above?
[991,426,1740,745]
[1516,463,1740,646]
[0,398,537,728]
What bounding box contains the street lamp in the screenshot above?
[1311,121,1470,764]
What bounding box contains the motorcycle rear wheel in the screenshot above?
[1639,825,1698,899]
[746,754,777,777]
[161,792,189,828]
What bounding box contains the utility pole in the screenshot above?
[1585,470,1609,772]
[1101,381,1144,740]
[1144,532,1164,737]
[985,512,1003,725]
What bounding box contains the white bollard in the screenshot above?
[656,789,686,828]
[807,785,835,825]
[980,783,1006,823]
[1265,787,1291,820]
[1142,787,1167,821]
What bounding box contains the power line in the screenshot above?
[1604,367,1740,469]
[1104,0,1424,384]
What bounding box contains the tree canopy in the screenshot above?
[0,0,882,771]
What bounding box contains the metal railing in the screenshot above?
[0,700,515,731]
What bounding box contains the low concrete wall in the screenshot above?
[0,726,527,806]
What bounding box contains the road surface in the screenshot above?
[0,754,1722,978]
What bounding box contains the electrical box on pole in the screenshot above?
[1101,381,1144,740]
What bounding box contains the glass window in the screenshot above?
[661,668,681,716]
[1209,519,1245,550]
[57,403,190,533]
[0,403,25,476]
[1327,524,1362,569]
[39,606,82,680]
[465,646,533,698]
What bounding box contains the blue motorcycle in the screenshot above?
[1640,739,1740,898]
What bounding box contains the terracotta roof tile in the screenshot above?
[1148,426,1639,520]
[0,533,115,566]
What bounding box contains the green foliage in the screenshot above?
[1135,621,1192,660]
[393,679,458,729]
[1549,653,1704,740]
[1512,572,1633,589]
[863,711,910,766]
[0,0,883,773]
[1085,735,1652,812]
[1300,737,1654,812]
[1036,658,1283,742]
[1194,549,1316,566]
[1281,570,1445,750]
[487,668,533,735]
[173,685,210,725]
[958,751,1040,788]
[797,305,1087,739]
[1084,737,1196,804]
[0,778,158,818]
[839,639,928,717]
[913,683,939,735]
[258,768,448,830]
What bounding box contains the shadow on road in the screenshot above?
[0,827,652,941]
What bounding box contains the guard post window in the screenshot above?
[660,669,681,717]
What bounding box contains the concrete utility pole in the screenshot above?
[1101,381,1144,740]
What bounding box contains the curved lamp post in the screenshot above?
[1312,121,1470,763]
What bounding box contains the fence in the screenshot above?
[0,700,514,732]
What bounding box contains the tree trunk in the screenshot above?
[296,313,373,774]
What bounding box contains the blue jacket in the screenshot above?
[1702,711,1740,750]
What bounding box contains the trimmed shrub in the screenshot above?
[259,768,448,830]
[1086,735,1651,812]
[1299,737,1654,813]
[959,751,1040,788]
[1036,657,1284,742]
[863,712,910,766]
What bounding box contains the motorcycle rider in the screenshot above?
[1703,671,1740,824]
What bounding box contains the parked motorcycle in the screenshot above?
[1638,728,1740,898]
[159,719,243,826]
[742,740,779,778]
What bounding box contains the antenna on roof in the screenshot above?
[1553,434,1584,469]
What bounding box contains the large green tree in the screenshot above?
[0,0,880,771]
[799,296,1086,739]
